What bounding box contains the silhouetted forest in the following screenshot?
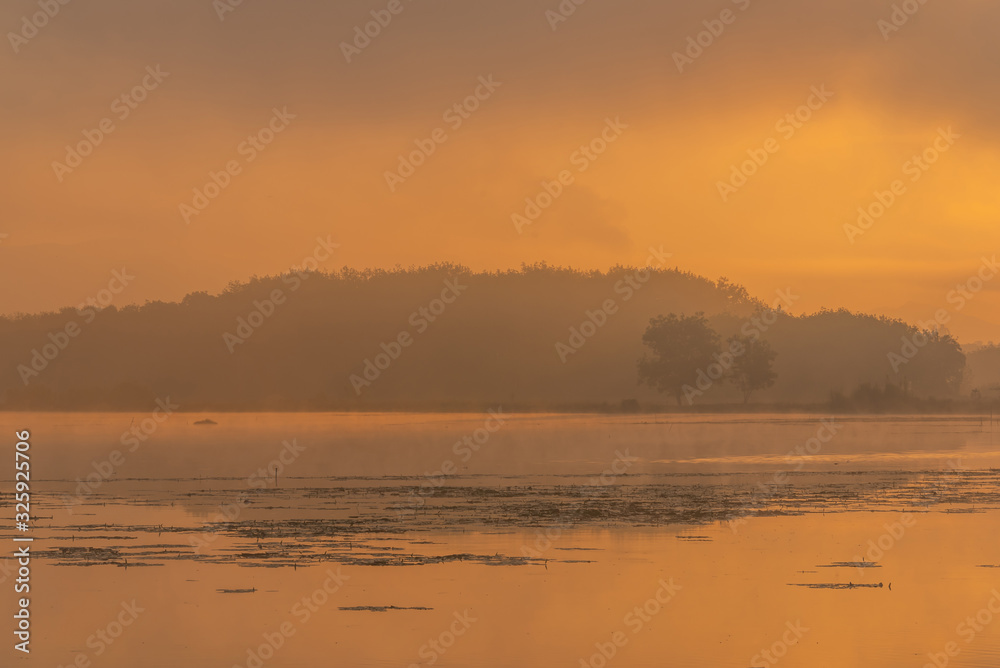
[0,264,995,412]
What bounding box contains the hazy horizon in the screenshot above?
[5,3,1000,665]
[3,0,999,341]
[4,260,999,346]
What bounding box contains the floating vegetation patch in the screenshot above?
[339,606,432,612]
[790,583,885,590]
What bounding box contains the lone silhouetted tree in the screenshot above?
[727,334,777,403]
[638,313,720,405]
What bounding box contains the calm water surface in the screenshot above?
[3,412,1000,667]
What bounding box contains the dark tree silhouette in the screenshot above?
[903,329,965,396]
[727,334,777,403]
[0,267,981,411]
[637,313,720,405]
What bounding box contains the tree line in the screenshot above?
[0,264,987,411]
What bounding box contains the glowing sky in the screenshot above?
[2,0,998,341]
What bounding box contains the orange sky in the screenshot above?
[2,0,998,341]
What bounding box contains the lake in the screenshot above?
[3,412,1000,667]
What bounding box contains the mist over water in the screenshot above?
[5,413,1000,668]
[9,411,999,480]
